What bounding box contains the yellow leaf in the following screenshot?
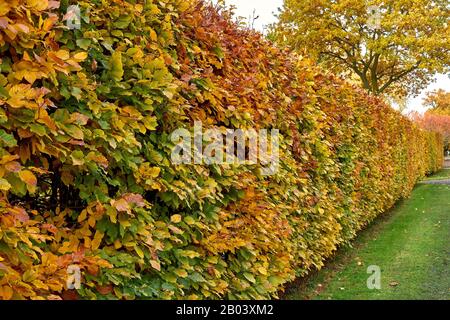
[0,178,11,191]
[114,239,122,249]
[109,51,124,82]
[149,28,158,42]
[91,230,104,250]
[55,49,70,60]
[26,0,49,11]
[170,214,182,223]
[73,52,88,61]
[174,269,188,278]
[135,246,144,259]
[36,108,57,131]
[84,237,91,249]
[107,206,118,223]
[88,216,96,228]
[118,215,131,228]
[22,269,36,282]
[258,267,267,275]
[78,209,87,222]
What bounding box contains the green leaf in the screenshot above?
[0,109,8,124]
[243,272,256,284]
[28,124,47,137]
[0,129,17,147]
[76,39,91,50]
[71,87,82,100]
[0,86,9,99]
[268,276,283,286]
[65,124,84,140]
[189,272,206,283]
[143,116,158,131]
[113,15,132,29]
[71,150,85,166]
[184,216,195,225]
[8,175,27,196]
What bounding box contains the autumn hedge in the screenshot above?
[0,0,443,300]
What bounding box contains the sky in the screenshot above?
[213,0,284,32]
[211,0,449,113]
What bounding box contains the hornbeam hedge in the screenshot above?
[0,0,443,300]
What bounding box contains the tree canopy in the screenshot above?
[424,89,450,115]
[273,0,450,98]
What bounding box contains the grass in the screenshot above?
[283,176,450,300]
[422,168,450,181]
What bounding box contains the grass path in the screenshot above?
[422,168,450,182]
[284,169,450,300]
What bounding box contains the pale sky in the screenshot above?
[214,0,284,32]
[212,0,449,113]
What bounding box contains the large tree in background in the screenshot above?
[272,0,450,98]
[424,89,450,115]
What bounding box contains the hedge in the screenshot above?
[0,0,443,300]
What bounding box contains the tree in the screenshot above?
[272,0,450,98]
[411,112,450,151]
[424,89,450,115]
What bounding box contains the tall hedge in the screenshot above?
[0,0,443,300]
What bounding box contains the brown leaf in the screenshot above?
[123,193,145,207]
[111,198,130,212]
[61,290,79,300]
[150,260,161,271]
[389,281,399,287]
[96,284,113,295]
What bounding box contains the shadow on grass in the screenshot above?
[280,198,407,300]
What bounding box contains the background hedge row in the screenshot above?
[0,0,443,300]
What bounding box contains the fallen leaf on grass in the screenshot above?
[389,281,399,287]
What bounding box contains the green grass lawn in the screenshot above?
[422,169,450,181]
[283,180,450,300]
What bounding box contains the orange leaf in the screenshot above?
[5,161,21,172]
[0,286,13,300]
[18,170,37,186]
[19,144,31,163]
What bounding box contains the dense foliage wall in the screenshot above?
[0,0,443,300]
